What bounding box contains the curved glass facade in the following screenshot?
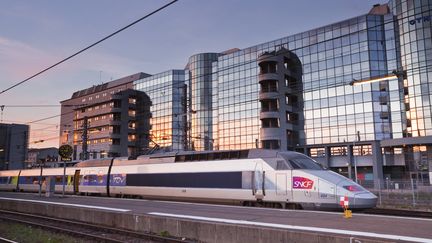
[134,70,187,151]
[187,53,220,151]
[386,0,432,177]
[130,0,432,183]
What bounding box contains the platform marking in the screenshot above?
[148,212,432,243]
[146,199,432,222]
[1,192,430,222]
[0,197,131,212]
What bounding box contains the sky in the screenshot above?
[0,0,387,148]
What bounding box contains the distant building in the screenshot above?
[60,0,432,184]
[0,123,29,170]
[134,70,188,152]
[60,73,152,160]
[131,1,432,184]
[27,147,58,168]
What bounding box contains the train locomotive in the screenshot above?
[0,149,377,209]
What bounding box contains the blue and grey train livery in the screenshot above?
[0,149,377,209]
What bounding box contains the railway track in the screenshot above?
[0,210,194,243]
[362,208,432,218]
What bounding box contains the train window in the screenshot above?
[280,153,324,170]
[198,153,208,161]
[276,160,289,170]
[239,150,249,159]
[221,152,230,160]
[229,151,239,159]
[213,153,221,160]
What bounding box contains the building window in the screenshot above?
[310,147,326,157]
[259,61,277,74]
[330,146,347,156]
[262,140,280,149]
[286,112,298,123]
[261,118,279,128]
[353,145,372,156]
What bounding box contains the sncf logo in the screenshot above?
[293,177,314,189]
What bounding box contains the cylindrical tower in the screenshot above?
[187,53,220,151]
[257,48,302,150]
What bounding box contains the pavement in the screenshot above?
[0,191,431,242]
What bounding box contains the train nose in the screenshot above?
[353,192,377,209]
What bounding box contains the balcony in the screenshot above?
[379,95,388,105]
[257,54,279,63]
[379,82,387,91]
[380,111,389,119]
[260,111,280,119]
[260,128,282,140]
[259,73,279,82]
[259,91,279,100]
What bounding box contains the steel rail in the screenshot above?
[0,209,193,243]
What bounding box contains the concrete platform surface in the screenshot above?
[0,192,431,242]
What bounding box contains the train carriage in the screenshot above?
[0,149,377,209]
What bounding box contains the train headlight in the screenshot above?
[343,185,363,192]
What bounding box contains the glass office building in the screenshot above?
[187,53,220,151]
[134,0,432,185]
[133,70,187,152]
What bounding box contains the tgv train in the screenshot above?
[0,149,377,209]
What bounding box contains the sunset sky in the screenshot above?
[0,0,386,148]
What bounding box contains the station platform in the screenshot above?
[0,191,431,243]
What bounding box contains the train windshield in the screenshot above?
[280,153,325,170]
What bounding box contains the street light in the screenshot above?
[353,131,360,183]
[349,70,406,86]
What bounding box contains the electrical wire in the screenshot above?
[0,0,178,95]
[7,7,432,147]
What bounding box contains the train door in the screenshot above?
[253,162,265,200]
[73,170,80,194]
[318,179,336,202]
[276,173,287,195]
[287,169,293,200]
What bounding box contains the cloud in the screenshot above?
[0,36,59,83]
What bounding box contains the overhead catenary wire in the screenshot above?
[2,7,426,117]
[7,7,432,146]
[0,0,178,96]
[11,64,431,145]
[0,105,61,108]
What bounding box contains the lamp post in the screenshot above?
[353,131,360,183]
[0,149,4,170]
[59,145,73,197]
[38,160,44,197]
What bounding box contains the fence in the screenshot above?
[358,179,432,210]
